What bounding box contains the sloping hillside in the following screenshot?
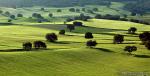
[0,19,149,76]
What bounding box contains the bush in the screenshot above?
[102,14,120,20]
[8,19,12,22]
[93,8,99,11]
[113,34,124,44]
[139,32,150,44]
[76,9,80,12]
[67,24,75,32]
[74,14,91,21]
[46,33,58,42]
[10,15,15,19]
[57,9,62,12]
[128,27,137,34]
[32,13,38,17]
[86,40,97,48]
[73,22,83,26]
[23,42,32,51]
[145,41,150,50]
[41,8,45,11]
[95,14,102,19]
[48,13,53,17]
[34,41,47,49]
[4,11,10,16]
[0,10,3,14]
[59,30,65,35]
[119,18,128,21]
[66,18,74,22]
[87,10,94,14]
[130,19,140,23]
[85,32,93,39]
[82,8,86,12]
[131,12,136,16]
[69,8,75,12]
[124,46,137,53]
[17,14,23,17]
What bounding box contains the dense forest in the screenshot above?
[0,0,146,7]
[0,0,111,7]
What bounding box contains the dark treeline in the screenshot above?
[0,0,111,7]
[124,0,150,15]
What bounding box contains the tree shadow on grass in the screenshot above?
[0,48,53,52]
[73,26,128,34]
[94,48,114,53]
[134,55,150,58]
[122,42,138,44]
[0,23,14,26]
[50,41,83,45]
[82,26,127,31]
[53,41,71,44]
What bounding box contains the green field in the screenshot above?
[0,1,149,76]
[0,19,149,76]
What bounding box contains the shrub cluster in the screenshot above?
[86,40,97,48]
[85,32,93,39]
[46,33,58,42]
[139,32,150,50]
[113,34,124,44]
[128,27,137,34]
[94,14,150,25]
[23,41,47,51]
[124,46,137,53]
[59,30,65,35]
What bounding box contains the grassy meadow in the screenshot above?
[0,19,149,76]
[0,2,149,76]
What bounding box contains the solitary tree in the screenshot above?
[57,9,62,12]
[66,18,74,22]
[23,42,32,51]
[32,13,38,17]
[73,22,83,26]
[86,40,97,48]
[67,24,75,32]
[48,13,53,17]
[124,46,137,54]
[85,32,94,39]
[59,30,65,35]
[93,8,99,11]
[139,32,150,44]
[34,41,47,49]
[76,9,80,12]
[69,8,75,12]
[82,8,86,12]
[36,14,42,18]
[8,19,12,23]
[41,8,45,11]
[0,10,3,14]
[95,14,102,19]
[87,10,94,14]
[5,11,10,16]
[113,34,124,44]
[17,14,23,17]
[128,27,137,34]
[145,41,150,50]
[46,33,58,42]
[131,12,136,16]
[10,15,15,19]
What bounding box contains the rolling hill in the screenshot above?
[0,19,149,76]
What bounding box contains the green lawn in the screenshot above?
[0,19,149,76]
